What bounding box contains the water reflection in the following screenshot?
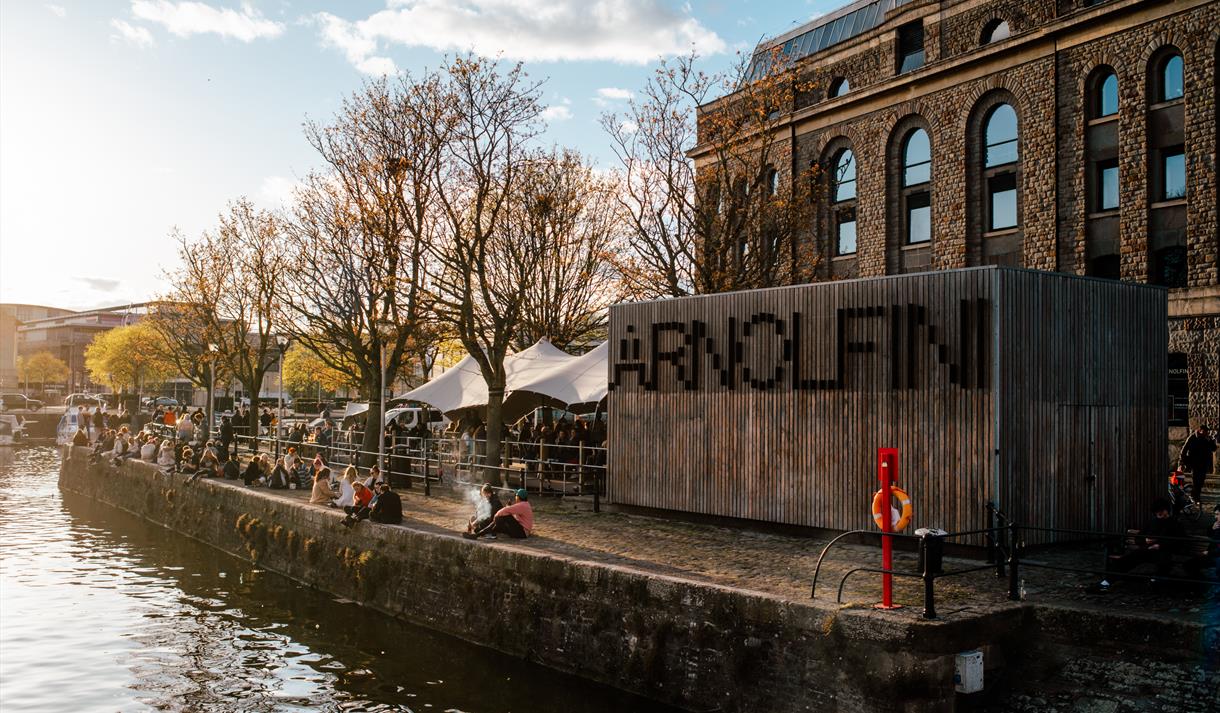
[0,447,674,713]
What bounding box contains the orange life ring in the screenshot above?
[872,485,913,531]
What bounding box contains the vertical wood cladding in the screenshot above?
[608,268,1165,540]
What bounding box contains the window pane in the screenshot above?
[1100,163,1119,210]
[1163,149,1185,200]
[830,77,849,97]
[837,216,857,255]
[907,192,931,244]
[1154,245,1187,287]
[984,104,1018,167]
[903,129,930,185]
[1098,73,1118,117]
[989,173,1017,230]
[1161,54,1183,101]
[834,150,856,201]
[985,20,1010,43]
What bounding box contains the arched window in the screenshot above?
[830,148,857,256]
[981,19,1010,45]
[765,166,779,196]
[833,149,856,202]
[1146,46,1187,286]
[1089,69,1119,119]
[901,128,931,244]
[983,103,1019,231]
[1152,52,1184,103]
[829,77,850,98]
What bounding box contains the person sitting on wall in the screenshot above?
[242,454,267,486]
[332,466,358,509]
[89,430,116,464]
[342,480,374,519]
[362,465,383,490]
[267,457,292,490]
[309,456,333,505]
[179,448,197,476]
[156,439,176,470]
[369,482,402,524]
[222,453,241,480]
[1109,498,1188,578]
[463,489,533,540]
[465,484,505,535]
[72,426,90,447]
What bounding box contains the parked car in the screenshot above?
[141,396,180,410]
[0,394,43,411]
[64,393,106,408]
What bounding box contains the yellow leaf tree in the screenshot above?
[281,343,358,396]
[16,351,69,386]
[84,323,176,393]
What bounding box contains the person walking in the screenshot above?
[1179,424,1217,502]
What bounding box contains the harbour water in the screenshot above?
[0,446,675,712]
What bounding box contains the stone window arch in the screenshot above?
[980,19,1010,45]
[819,138,858,278]
[886,115,933,274]
[828,77,850,98]
[1084,65,1121,278]
[966,91,1022,266]
[1145,45,1187,287]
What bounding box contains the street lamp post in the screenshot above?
[207,343,218,442]
[275,335,289,458]
[375,320,394,477]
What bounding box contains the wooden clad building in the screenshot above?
[607,267,1166,538]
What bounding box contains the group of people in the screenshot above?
[303,455,402,527]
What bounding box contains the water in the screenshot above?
[0,447,676,712]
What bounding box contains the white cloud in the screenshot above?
[597,87,634,101]
[46,4,66,18]
[593,86,633,107]
[313,0,725,73]
[258,175,299,207]
[619,119,639,134]
[129,1,285,42]
[110,19,156,48]
[541,105,573,121]
[314,12,398,75]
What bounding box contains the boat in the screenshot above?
[0,414,27,446]
[55,411,80,446]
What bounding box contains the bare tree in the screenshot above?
[281,74,444,462]
[510,148,621,352]
[143,300,230,392]
[602,49,821,299]
[169,199,286,436]
[428,55,544,473]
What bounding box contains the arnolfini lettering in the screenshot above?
[612,299,991,393]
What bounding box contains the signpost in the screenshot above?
[876,447,901,610]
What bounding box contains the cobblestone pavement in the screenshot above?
[236,468,1219,625]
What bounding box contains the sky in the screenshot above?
[0,0,838,311]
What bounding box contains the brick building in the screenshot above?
[695,0,1218,434]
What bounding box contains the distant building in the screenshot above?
[696,0,1218,435]
[13,306,137,393]
[0,304,79,390]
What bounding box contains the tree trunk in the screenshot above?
[485,386,505,483]
[359,380,382,468]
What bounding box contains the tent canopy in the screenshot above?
[500,342,608,422]
[401,339,577,417]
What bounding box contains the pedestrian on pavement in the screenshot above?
[1179,424,1217,502]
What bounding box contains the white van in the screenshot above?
[384,407,448,433]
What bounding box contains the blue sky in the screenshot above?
[0,0,837,310]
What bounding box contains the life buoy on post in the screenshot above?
[872,485,913,531]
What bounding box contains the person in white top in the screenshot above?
[140,435,158,462]
[157,439,176,468]
[332,466,357,508]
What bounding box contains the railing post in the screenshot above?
[921,533,937,620]
[1007,522,1020,601]
[994,507,1007,578]
[423,437,431,497]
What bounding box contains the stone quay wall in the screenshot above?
[58,448,1209,713]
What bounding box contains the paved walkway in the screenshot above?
[222,465,1219,625]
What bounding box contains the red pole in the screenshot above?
[876,448,900,609]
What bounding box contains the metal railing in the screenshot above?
[811,502,1218,619]
[214,431,606,507]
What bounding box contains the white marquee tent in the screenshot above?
[401,339,608,421]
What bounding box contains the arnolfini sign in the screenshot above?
[607,267,1166,541]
